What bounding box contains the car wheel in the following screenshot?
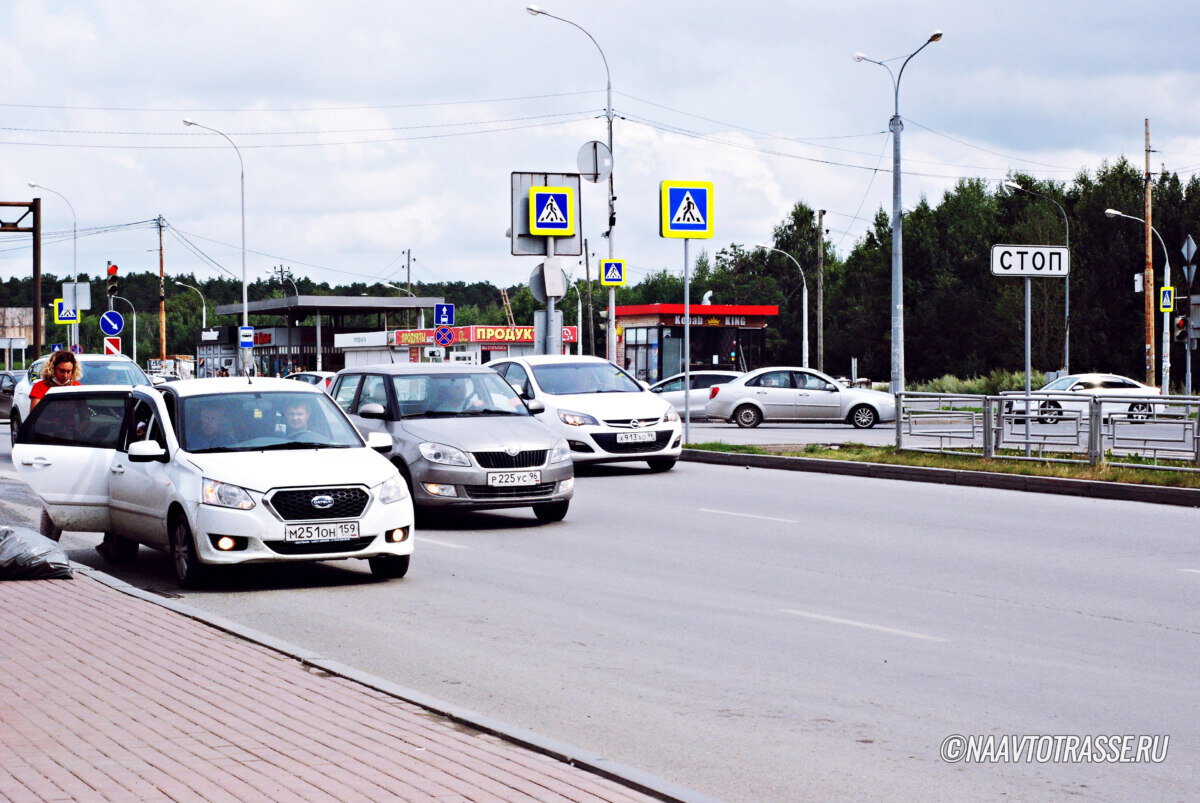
[10,414,19,445]
[1037,400,1062,424]
[734,404,762,428]
[170,516,209,589]
[368,554,410,579]
[646,457,677,472]
[849,405,878,429]
[533,500,570,523]
[392,459,414,496]
[39,508,62,542]
[1128,402,1151,421]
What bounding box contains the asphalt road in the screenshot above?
[4,439,1198,801]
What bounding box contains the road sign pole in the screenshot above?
[683,238,691,443]
[547,237,557,356]
[1025,276,1031,457]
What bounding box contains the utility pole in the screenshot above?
[1144,119,1155,387]
[406,250,412,330]
[817,209,825,373]
[158,216,167,361]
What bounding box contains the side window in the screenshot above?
[356,375,388,414]
[504,364,532,397]
[1,375,13,393]
[124,399,166,450]
[690,375,723,390]
[748,371,793,389]
[25,395,126,449]
[332,374,362,412]
[491,362,511,379]
[658,378,686,392]
[794,372,825,390]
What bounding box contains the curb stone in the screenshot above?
[680,448,1200,508]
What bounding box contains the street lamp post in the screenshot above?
[28,183,77,348]
[175,280,206,330]
[385,283,424,330]
[1106,208,1172,391]
[855,30,942,394]
[526,5,617,363]
[756,244,809,368]
[183,119,248,374]
[113,295,137,365]
[1004,180,1071,373]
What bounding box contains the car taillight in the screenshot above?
[709,386,720,399]
[325,378,332,388]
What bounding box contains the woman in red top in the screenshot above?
[30,350,82,411]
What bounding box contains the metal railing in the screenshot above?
[897,392,1200,470]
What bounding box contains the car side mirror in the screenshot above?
[128,440,167,463]
[358,403,387,419]
[526,399,546,415]
[1,384,11,397]
[650,386,662,393]
[639,380,651,390]
[824,383,838,392]
[365,431,392,453]
[150,375,166,385]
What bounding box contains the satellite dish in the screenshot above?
[577,141,613,184]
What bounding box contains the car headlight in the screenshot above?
[664,407,680,422]
[377,475,409,504]
[558,409,599,427]
[418,441,472,466]
[549,438,571,464]
[202,478,255,510]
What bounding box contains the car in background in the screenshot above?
[13,377,413,587]
[332,364,574,522]
[1003,373,1162,423]
[488,355,683,471]
[0,370,19,423]
[648,370,741,418]
[12,353,151,441]
[705,366,897,429]
[286,370,336,392]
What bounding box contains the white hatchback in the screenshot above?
[488,355,683,471]
[13,378,414,587]
[12,353,151,441]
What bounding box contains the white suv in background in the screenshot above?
[488,355,683,472]
[11,353,151,441]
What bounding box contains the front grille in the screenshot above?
[463,482,558,500]
[602,417,662,429]
[269,487,369,521]
[591,431,673,454]
[473,449,547,469]
[265,536,375,555]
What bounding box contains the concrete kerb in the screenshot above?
[77,566,713,803]
[680,448,1200,508]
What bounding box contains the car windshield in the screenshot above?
[1040,375,1078,392]
[181,390,363,452]
[531,362,642,395]
[390,372,530,417]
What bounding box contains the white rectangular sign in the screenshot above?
[990,245,1069,277]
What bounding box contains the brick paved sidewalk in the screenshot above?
[0,574,662,802]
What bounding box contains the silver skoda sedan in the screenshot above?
[705,366,897,428]
[333,364,574,522]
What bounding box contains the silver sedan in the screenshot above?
[704,366,896,428]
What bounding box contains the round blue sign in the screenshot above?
[434,327,454,347]
[99,310,124,336]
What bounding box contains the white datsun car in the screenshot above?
[13,378,414,587]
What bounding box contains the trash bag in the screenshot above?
[0,526,74,580]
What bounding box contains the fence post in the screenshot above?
[895,392,904,450]
[983,397,994,459]
[1088,395,1102,466]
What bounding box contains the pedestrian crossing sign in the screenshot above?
[661,180,714,239]
[54,298,78,324]
[529,186,575,236]
[600,259,626,287]
[1160,286,1175,312]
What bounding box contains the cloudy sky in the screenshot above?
[1,0,1198,298]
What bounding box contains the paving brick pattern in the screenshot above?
[0,575,655,802]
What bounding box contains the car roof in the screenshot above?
[499,355,616,366]
[337,362,499,376]
[165,377,327,398]
[32,353,137,363]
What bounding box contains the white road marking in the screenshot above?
[698,507,797,524]
[416,536,468,550]
[1181,569,1200,574]
[780,609,948,643]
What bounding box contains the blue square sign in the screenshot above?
[239,326,254,348]
[435,304,455,326]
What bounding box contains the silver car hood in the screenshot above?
[398,414,560,450]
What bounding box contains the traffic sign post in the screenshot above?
[529,187,576,237]
[433,327,455,347]
[1160,287,1175,313]
[1182,235,1196,397]
[53,299,78,325]
[100,310,125,337]
[103,336,121,356]
[434,304,455,327]
[991,244,1071,453]
[50,343,63,353]
[660,181,716,442]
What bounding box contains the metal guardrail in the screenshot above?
[897,391,1200,470]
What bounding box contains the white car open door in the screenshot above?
[11,389,129,533]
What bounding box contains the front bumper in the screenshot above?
[410,459,575,509]
[561,423,684,464]
[191,486,414,566]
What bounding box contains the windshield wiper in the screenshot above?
[188,446,244,453]
[264,441,348,450]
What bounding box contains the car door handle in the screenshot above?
[20,457,52,467]
[110,465,125,475]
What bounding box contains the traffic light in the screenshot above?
[1174,315,1189,342]
[106,262,118,297]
